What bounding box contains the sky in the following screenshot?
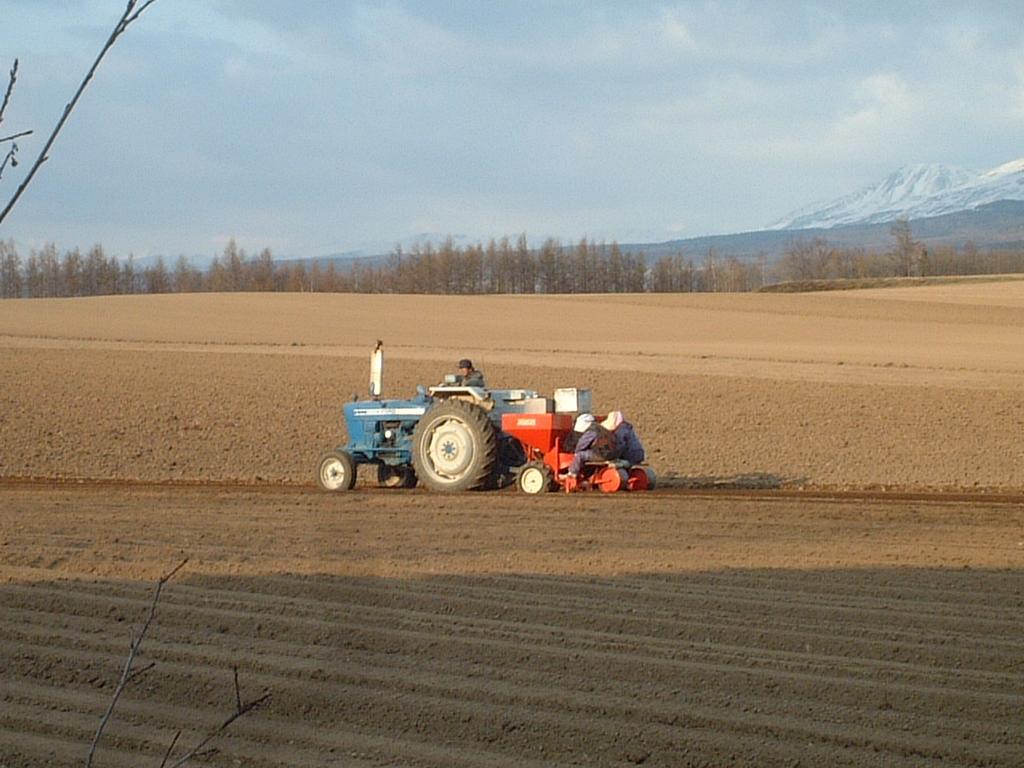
[0,0,1022,260]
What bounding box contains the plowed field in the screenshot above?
[2,287,1023,766]
[2,486,1023,767]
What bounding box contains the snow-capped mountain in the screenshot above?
[770,159,1024,230]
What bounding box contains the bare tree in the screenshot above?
[0,1,161,225]
[0,238,22,297]
[890,218,921,277]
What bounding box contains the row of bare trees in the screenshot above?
[773,236,1024,282]
[365,236,651,294]
[0,236,746,297]
[3,230,1024,299]
[772,219,1024,283]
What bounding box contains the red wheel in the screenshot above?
[627,467,649,490]
[594,466,628,493]
[627,466,656,491]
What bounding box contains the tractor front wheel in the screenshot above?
[317,450,356,491]
[412,399,497,492]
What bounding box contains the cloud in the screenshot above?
[834,72,915,134]
[1014,59,1024,120]
[659,9,698,50]
[4,1,1024,256]
[165,1,314,66]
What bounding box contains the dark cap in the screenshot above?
[458,358,473,369]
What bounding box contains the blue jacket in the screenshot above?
[615,422,645,464]
[569,425,616,474]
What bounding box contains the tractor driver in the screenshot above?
[456,358,486,388]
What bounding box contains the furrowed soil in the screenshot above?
[2,487,1022,768]
[1,287,1023,766]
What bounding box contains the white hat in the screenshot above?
[601,410,624,430]
[573,413,595,432]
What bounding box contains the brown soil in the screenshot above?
[2,486,1023,767]
[1,289,1023,765]
[2,289,1024,491]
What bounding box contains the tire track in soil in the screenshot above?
[1,487,1022,767]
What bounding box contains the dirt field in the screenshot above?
[1,288,1023,766]
[2,486,1023,767]
[2,288,1024,491]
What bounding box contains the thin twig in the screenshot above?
[165,691,273,768]
[124,0,160,27]
[0,144,17,182]
[0,129,32,144]
[158,731,181,768]
[125,660,156,684]
[85,557,187,768]
[0,62,30,183]
[0,0,161,226]
[0,59,17,126]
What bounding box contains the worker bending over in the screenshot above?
[603,410,645,464]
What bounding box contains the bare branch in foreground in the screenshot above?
[85,557,187,768]
[124,0,160,28]
[86,555,271,768]
[1,143,19,182]
[163,687,273,768]
[158,731,181,768]
[0,61,32,183]
[0,129,32,144]
[0,59,19,127]
[0,0,161,226]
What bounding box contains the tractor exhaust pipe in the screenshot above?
[369,340,384,398]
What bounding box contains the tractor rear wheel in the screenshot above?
[412,399,497,492]
[317,450,356,491]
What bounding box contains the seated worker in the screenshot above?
[456,358,485,387]
[567,416,617,477]
[602,410,645,464]
[561,412,594,453]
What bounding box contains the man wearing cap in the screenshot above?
[456,358,485,387]
[567,413,617,477]
[602,410,645,464]
[562,412,594,453]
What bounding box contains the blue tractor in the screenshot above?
[317,342,542,492]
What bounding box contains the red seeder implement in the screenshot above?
[501,413,656,494]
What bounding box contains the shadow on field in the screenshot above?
[658,471,804,490]
[3,567,1022,768]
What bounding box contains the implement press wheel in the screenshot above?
[517,462,553,494]
[593,465,629,493]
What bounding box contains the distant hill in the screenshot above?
[293,200,1024,272]
[294,160,1024,270]
[621,200,1024,262]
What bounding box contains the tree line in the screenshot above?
[3,225,1023,299]
[772,221,1024,283]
